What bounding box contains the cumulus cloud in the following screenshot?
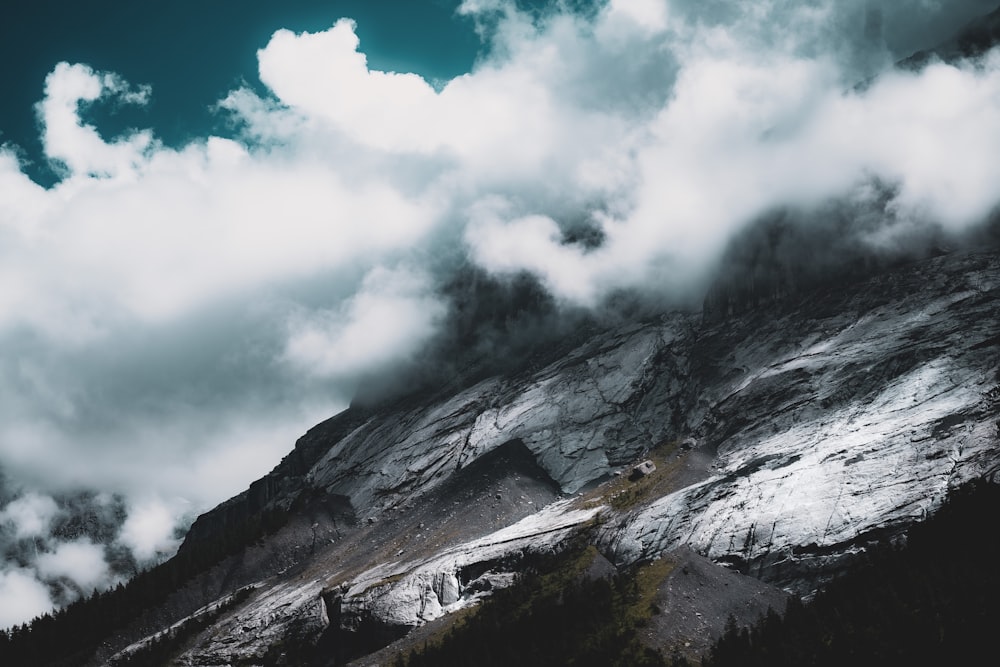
[0,493,59,539]
[2,0,1000,628]
[284,265,447,378]
[35,538,111,592]
[37,63,153,179]
[119,498,183,563]
[0,569,53,628]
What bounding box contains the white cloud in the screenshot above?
[119,498,183,563]
[257,19,441,154]
[831,56,1000,227]
[35,539,111,592]
[0,493,59,539]
[284,265,446,378]
[0,490,178,629]
[37,63,153,179]
[462,6,1000,298]
[606,0,670,33]
[0,569,53,628]
[466,200,603,304]
[1,0,1000,628]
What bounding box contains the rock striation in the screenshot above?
[604,250,1000,589]
[108,249,1000,665]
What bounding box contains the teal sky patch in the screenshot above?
[0,0,483,183]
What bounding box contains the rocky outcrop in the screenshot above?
[605,250,1000,590]
[179,409,371,553]
[119,248,999,664]
[301,318,696,515]
[335,499,602,630]
[153,500,601,666]
[170,579,329,666]
[176,316,696,559]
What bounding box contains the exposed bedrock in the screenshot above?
[604,250,1000,590]
[155,249,1000,664]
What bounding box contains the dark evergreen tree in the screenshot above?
[702,479,1000,667]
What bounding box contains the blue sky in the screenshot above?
[0,1,482,184]
[2,0,1000,628]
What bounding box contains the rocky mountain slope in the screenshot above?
[86,245,1000,666]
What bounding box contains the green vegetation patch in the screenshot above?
[392,540,673,667]
[602,442,683,512]
[630,556,675,625]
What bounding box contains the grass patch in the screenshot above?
[629,556,676,626]
[600,441,683,512]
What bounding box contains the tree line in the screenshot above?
[397,479,1000,667]
[704,478,1000,666]
[0,506,289,666]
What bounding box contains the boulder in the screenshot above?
[631,461,656,480]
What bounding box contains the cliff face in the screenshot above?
[606,250,1000,590]
[109,248,1000,665]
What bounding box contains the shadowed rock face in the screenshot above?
[638,547,790,661]
[110,248,1000,665]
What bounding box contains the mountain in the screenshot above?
[6,12,1000,661]
[9,240,982,667]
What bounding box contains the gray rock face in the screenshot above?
[604,251,1000,590]
[172,581,329,667]
[133,249,999,665]
[335,500,602,631]
[112,500,601,666]
[302,319,695,514]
